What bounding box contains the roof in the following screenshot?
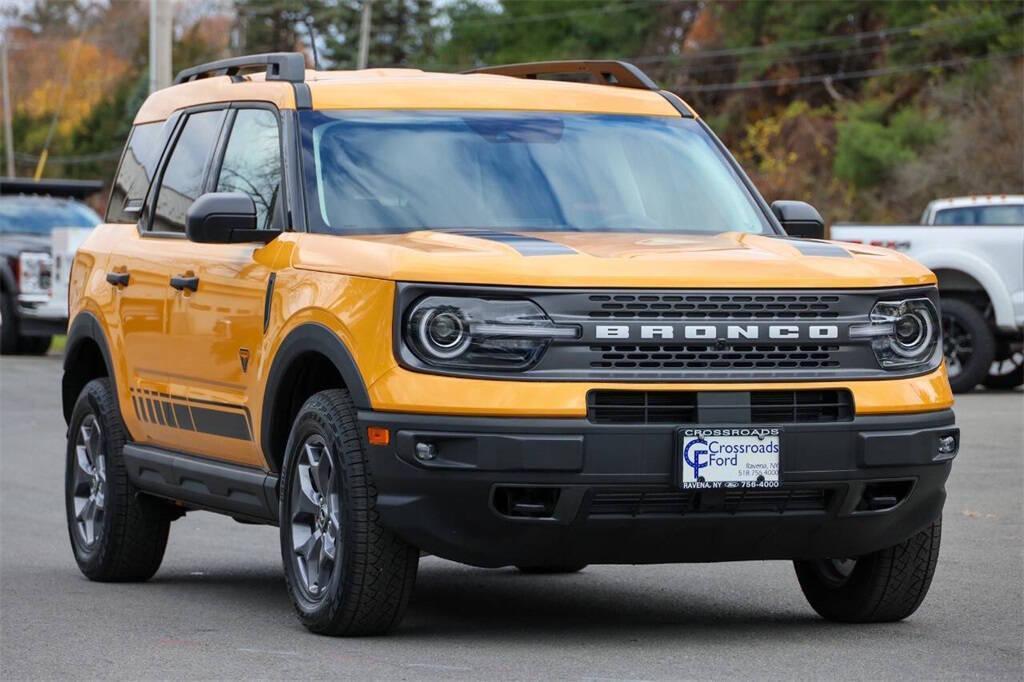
[134,67,686,124]
[926,195,1024,210]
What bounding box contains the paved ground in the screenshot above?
[1,355,1021,680]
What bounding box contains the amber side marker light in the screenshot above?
[367,426,390,446]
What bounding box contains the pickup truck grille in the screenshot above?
[587,389,854,424]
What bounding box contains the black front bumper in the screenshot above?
[359,409,958,568]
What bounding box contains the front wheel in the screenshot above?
[794,518,941,623]
[941,299,995,393]
[279,389,419,636]
[984,337,1024,390]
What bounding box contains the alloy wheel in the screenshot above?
[289,435,342,601]
[71,415,107,549]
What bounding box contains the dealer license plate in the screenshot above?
[678,427,781,489]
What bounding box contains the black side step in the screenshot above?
[123,444,279,524]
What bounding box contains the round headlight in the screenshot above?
[415,306,471,359]
[889,309,934,358]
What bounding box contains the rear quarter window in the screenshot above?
[106,122,166,224]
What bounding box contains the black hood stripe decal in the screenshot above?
[777,237,853,258]
[449,230,577,256]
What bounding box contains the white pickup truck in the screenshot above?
[832,195,1024,393]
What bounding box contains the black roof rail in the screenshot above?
[173,52,306,85]
[1,177,103,200]
[465,60,659,91]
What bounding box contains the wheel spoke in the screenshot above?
[297,464,319,510]
[75,443,94,479]
[314,449,333,496]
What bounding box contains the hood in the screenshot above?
[286,230,935,289]
[0,233,51,258]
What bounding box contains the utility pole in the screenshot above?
[149,0,173,93]
[1,35,14,177]
[357,0,373,70]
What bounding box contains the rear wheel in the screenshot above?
[65,378,172,581]
[0,291,19,354]
[280,389,419,636]
[794,518,941,623]
[941,299,995,393]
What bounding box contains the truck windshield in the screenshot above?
[934,205,1024,225]
[0,197,100,235]
[300,111,771,235]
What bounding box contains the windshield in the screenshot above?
[0,197,101,235]
[300,111,771,235]
[934,204,1024,225]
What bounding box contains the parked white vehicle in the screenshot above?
[832,196,1024,392]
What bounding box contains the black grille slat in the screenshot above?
[588,487,831,517]
[587,389,853,424]
[587,293,842,320]
[588,344,842,371]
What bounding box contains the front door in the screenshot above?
[159,107,286,468]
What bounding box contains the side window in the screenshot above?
[216,109,283,230]
[106,122,164,223]
[151,110,225,233]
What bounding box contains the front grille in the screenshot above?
[588,343,841,370]
[588,487,832,517]
[586,293,841,320]
[587,389,854,424]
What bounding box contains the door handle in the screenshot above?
[169,274,199,292]
[105,271,130,287]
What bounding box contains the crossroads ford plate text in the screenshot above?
[679,427,781,489]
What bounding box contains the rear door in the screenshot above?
[119,108,229,450]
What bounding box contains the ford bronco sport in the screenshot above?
[62,54,958,636]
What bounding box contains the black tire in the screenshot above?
[516,564,588,574]
[65,378,171,581]
[0,291,19,354]
[941,298,995,394]
[18,334,52,355]
[984,338,1024,390]
[794,518,941,623]
[279,389,419,636]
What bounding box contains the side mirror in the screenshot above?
[771,200,825,240]
[185,192,280,244]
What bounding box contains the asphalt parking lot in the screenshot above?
[1,354,1021,680]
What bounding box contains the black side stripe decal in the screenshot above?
[129,388,252,441]
[449,229,577,256]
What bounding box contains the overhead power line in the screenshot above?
[683,50,1023,93]
[633,8,1023,63]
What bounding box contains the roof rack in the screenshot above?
[1,177,103,200]
[173,52,306,85]
[465,60,659,91]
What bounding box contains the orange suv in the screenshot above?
[63,53,958,635]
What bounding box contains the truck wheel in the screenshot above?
[65,378,171,581]
[18,335,52,355]
[280,389,419,636]
[984,338,1023,390]
[941,299,995,393]
[0,291,19,354]
[516,564,588,574]
[794,518,941,623]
